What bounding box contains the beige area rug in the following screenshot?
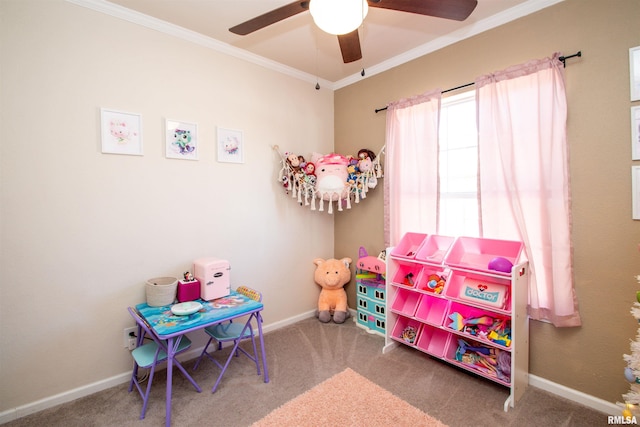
[252,368,448,427]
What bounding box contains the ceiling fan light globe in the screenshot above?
[310,0,369,35]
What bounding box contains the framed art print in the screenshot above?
[217,127,244,164]
[633,106,640,160]
[101,108,143,155]
[166,119,198,160]
[631,46,640,102]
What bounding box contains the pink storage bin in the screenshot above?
[391,316,422,345]
[391,263,422,288]
[415,325,451,357]
[444,335,511,386]
[415,234,455,265]
[444,236,523,275]
[390,288,421,316]
[414,265,449,294]
[445,302,512,348]
[414,294,449,326]
[390,233,428,260]
[444,271,512,311]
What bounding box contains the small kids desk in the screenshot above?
[132,290,269,426]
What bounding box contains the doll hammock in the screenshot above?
[273,145,384,214]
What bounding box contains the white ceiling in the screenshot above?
[81,0,563,89]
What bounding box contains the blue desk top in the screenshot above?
[135,291,263,337]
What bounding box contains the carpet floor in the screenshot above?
[252,368,447,427]
[4,317,608,426]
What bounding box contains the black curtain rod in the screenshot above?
[374,51,582,113]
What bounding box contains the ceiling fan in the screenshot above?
[229,0,478,64]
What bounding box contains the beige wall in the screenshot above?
[0,0,334,413]
[336,0,640,404]
[2,0,639,417]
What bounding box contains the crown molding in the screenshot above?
[65,0,334,90]
[67,0,564,92]
[333,0,565,89]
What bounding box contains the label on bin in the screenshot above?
[459,278,508,308]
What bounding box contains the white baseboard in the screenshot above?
[528,374,620,415]
[0,310,618,424]
[0,310,317,425]
[0,372,131,424]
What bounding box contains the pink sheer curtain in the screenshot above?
[475,53,581,327]
[383,90,441,248]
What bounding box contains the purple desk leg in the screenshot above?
[165,337,174,427]
[164,336,202,426]
[211,317,254,393]
[257,312,269,383]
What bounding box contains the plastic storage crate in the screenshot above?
[446,301,512,348]
[390,232,428,259]
[390,288,421,316]
[414,265,449,294]
[391,263,422,288]
[391,316,422,345]
[444,335,511,386]
[444,237,523,275]
[414,294,449,326]
[444,271,512,311]
[415,325,450,357]
[415,234,455,264]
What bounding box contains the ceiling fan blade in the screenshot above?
[229,1,309,35]
[338,30,362,63]
[368,0,478,21]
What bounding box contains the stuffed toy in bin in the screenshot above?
[313,257,352,323]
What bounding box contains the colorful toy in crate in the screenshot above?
[403,272,415,286]
[458,277,509,309]
[448,312,511,347]
[488,256,514,273]
[455,338,511,382]
[401,325,418,344]
[425,274,446,294]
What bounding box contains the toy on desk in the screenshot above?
[313,257,352,324]
[177,271,200,303]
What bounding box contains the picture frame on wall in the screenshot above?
[100,108,143,155]
[217,127,244,164]
[631,46,640,101]
[633,166,640,220]
[166,119,198,160]
[100,108,143,156]
[633,106,640,160]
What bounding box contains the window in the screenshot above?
[385,55,580,325]
[438,91,478,237]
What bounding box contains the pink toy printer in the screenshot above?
[177,271,200,302]
[193,257,231,301]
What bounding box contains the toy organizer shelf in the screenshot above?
[383,233,529,412]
